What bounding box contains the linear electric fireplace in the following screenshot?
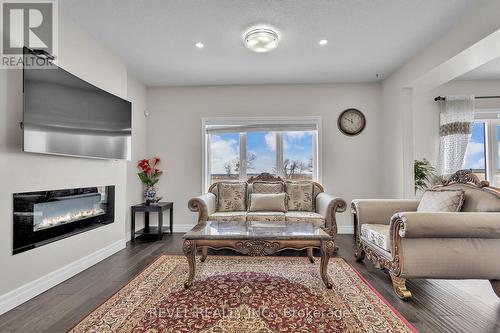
[13,186,115,254]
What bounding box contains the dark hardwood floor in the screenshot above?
[0,234,499,333]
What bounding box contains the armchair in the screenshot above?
[352,170,500,300]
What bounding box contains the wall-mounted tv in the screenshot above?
[22,48,132,160]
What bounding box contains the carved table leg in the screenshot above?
[354,243,365,262]
[201,246,208,262]
[307,248,315,263]
[183,239,196,288]
[490,280,500,298]
[389,272,411,300]
[320,240,335,289]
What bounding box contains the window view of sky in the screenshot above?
[463,122,485,170]
[283,131,313,176]
[248,131,276,174]
[209,133,239,175]
[209,131,314,176]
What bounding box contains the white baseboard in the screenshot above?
[0,238,126,315]
[174,224,196,232]
[337,225,354,234]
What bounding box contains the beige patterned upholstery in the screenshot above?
[360,224,391,252]
[247,212,286,222]
[312,183,322,211]
[286,182,313,211]
[417,189,464,212]
[208,212,247,222]
[285,211,325,227]
[209,183,218,197]
[253,181,284,194]
[217,182,247,212]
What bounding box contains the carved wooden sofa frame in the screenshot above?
[352,170,500,300]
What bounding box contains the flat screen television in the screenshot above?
[22,49,132,160]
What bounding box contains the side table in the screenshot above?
[131,202,173,241]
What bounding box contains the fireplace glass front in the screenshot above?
[13,186,115,254]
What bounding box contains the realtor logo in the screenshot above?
[1,0,57,68]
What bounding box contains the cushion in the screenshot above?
[246,212,285,222]
[249,193,286,212]
[285,211,325,227]
[360,224,391,252]
[208,212,247,222]
[417,189,465,212]
[217,182,247,212]
[286,182,313,211]
[253,181,284,194]
[440,184,500,212]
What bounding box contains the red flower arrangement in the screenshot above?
[137,157,163,187]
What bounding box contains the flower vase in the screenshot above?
[144,186,157,205]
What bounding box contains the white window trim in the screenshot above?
[474,109,500,187]
[239,133,247,181]
[201,116,322,192]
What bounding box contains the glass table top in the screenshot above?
[183,221,331,240]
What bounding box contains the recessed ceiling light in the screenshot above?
[195,42,204,48]
[319,39,328,46]
[244,28,279,53]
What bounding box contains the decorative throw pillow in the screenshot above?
[249,193,287,212]
[217,182,247,212]
[417,189,465,212]
[253,181,284,194]
[286,182,314,211]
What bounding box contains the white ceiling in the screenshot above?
[59,0,485,86]
[457,56,500,80]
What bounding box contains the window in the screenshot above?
[283,131,314,180]
[208,133,240,184]
[203,118,320,190]
[465,117,500,187]
[464,122,486,181]
[247,131,276,176]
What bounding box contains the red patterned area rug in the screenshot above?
[69,255,417,333]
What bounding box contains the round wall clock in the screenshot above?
[337,108,366,136]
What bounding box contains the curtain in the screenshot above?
[437,96,475,175]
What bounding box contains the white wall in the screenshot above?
[381,0,500,198]
[413,79,500,165]
[126,75,147,237]
[146,83,383,232]
[0,13,141,312]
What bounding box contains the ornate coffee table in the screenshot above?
[182,221,336,289]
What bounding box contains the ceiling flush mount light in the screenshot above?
[195,42,204,48]
[244,28,279,53]
[319,39,328,46]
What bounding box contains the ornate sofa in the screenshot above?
[352,170,500,300]
[188,173,346,238]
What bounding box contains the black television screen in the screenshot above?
[22,52,132,160]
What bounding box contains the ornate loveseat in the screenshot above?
[352,170,500,300]
[188,173,346,238]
